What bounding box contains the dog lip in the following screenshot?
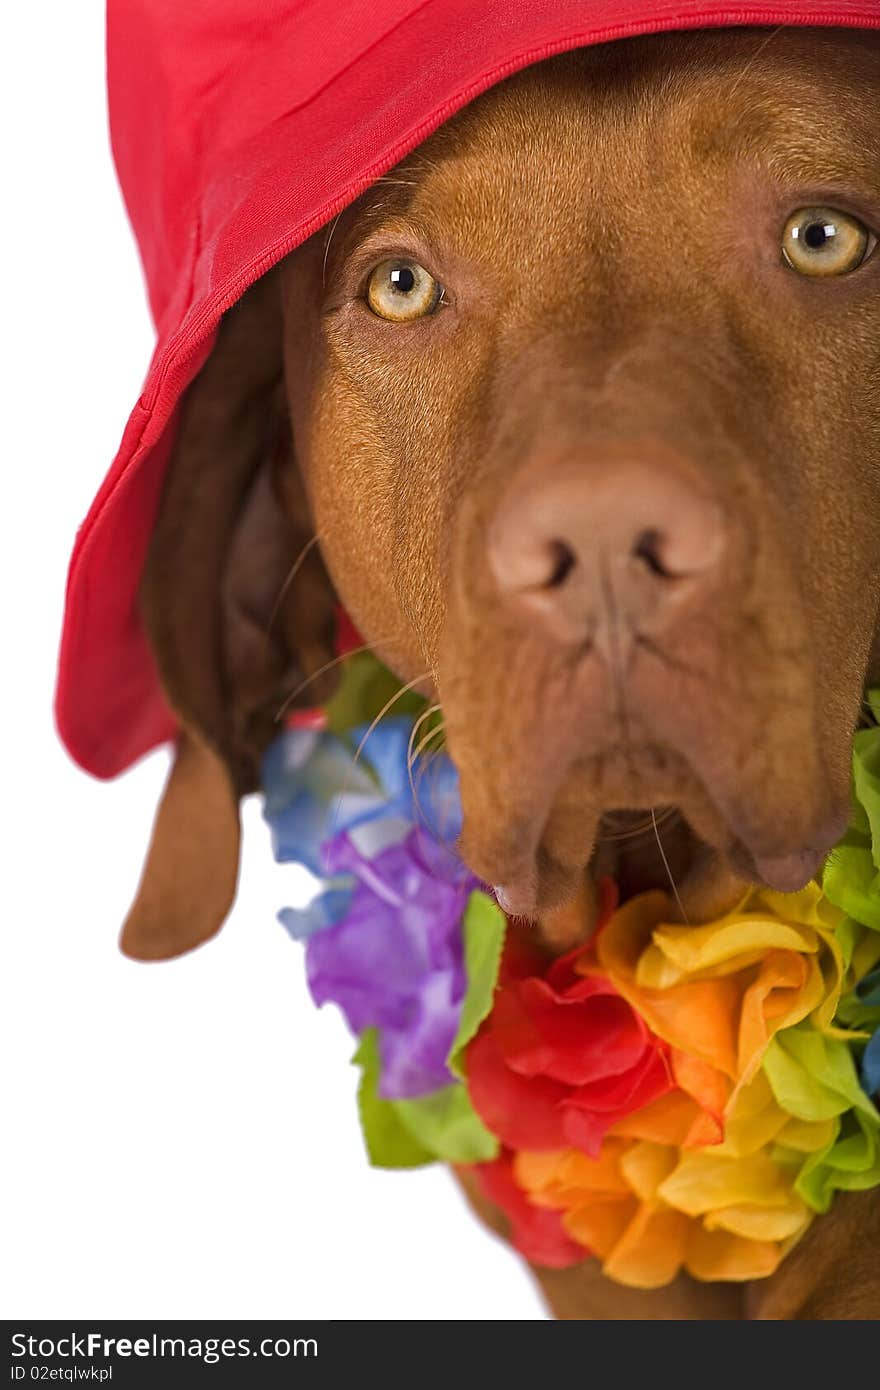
[496,838,821,920]
[493,884,517,913]
[725,799,850,895]
[492,876,538,917]
[752,848,825,893]
[731,844,824,894]
[490,803,696,918]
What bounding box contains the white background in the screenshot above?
[1,4,545,1319]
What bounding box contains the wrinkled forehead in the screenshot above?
[347,27,880,253]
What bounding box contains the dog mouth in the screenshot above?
[591,806,702,902]
[449,683,848,946]
[480,774,836,949]
[492,803,744,937]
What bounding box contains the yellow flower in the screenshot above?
[590,883,847,1095]
[513,1072,818,1289]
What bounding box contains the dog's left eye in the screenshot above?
[366,258,442,320]
[782,207,873,278]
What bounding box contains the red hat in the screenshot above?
[56,0,880,778]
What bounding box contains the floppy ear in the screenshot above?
[121,266,337,961]
[747,1188,880,1320]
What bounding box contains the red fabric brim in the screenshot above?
[55,1,880,776]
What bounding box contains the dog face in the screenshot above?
[273,27,880,924]
[127,23,880,1320]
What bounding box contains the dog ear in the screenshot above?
[121,266,337,961]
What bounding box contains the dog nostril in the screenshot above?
[632,528,674,579]
[545,539,576,589]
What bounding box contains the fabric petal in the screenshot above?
[471,1155,588,1269]
[684,1227,783,1283]
[466,1028,569,1151]
[562,1049,673,1157]
[493,977,649,1086]
[600,1206,691,1290]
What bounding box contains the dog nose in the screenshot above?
[487,459,726,648]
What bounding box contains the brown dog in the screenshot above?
[123,28,880,1317]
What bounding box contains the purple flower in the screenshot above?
[305,828,478,1099]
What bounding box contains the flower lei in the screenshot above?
[262,642,880,1290]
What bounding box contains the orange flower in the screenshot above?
[589,884,846,1098]
[512,1071,820,1288]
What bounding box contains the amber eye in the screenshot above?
[782,207,871,278]
[366,258,442,321]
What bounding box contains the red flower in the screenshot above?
[466,935,674,1156]
[469,1153,586,1269]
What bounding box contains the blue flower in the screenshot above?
[262,718,462,880]
[856,968,880,1097]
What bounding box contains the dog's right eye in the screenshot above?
[365,258,443,321]
[782,207,873,278]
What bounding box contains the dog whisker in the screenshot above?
[266,533,322,638]
[411,720,447,804]
[405,704,443,831]
[274,639,397,720]
[594,806,679,844]
[352,672,433,770]
[406,704,442,791]
[412,721,446,765]
[322,212,344,287]
[325,672,433,843]
[651,806,690,924]
[413,728,459,846]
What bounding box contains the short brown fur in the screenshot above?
[128,29,880,1317]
